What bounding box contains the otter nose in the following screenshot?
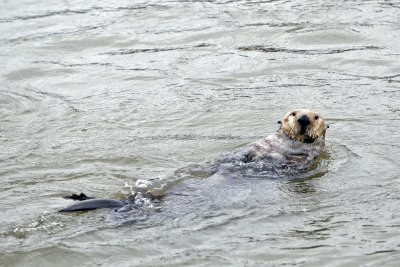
[298,114,310,126]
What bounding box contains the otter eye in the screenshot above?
[291,112,296,116]
[314,115,319,120]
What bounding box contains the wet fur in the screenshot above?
[60,109,327,212]
[281,109,327,143]
[217,109,327,171]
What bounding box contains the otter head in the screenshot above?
[279,109,327,143]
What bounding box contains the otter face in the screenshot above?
[280,109,327,143]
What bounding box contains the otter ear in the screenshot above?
[277,120,282,124]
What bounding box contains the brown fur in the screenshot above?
[280,109,327,143]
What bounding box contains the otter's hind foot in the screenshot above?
[63,193,94,201]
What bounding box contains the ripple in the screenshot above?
[325,141,360,173]
[127,134,260,141]
[0,88,78,117]
[0,8,99,23]
[282,244,331,250]
[237,45,381,55]
[103,43,214,55]
[0,90,37,119]
[1,215,63,240]
[330,71,400,82]
[3,23,110,44]
[0,87,79,165]
[366,249,397,255]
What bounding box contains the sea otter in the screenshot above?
[215,108,327,173]
[59,109,328,212]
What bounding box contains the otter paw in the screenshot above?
[63,193,95,201]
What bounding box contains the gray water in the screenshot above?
[1,0,400,266]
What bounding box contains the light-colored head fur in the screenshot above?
[280,109,327,143]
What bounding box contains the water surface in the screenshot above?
[1,0,400,266]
